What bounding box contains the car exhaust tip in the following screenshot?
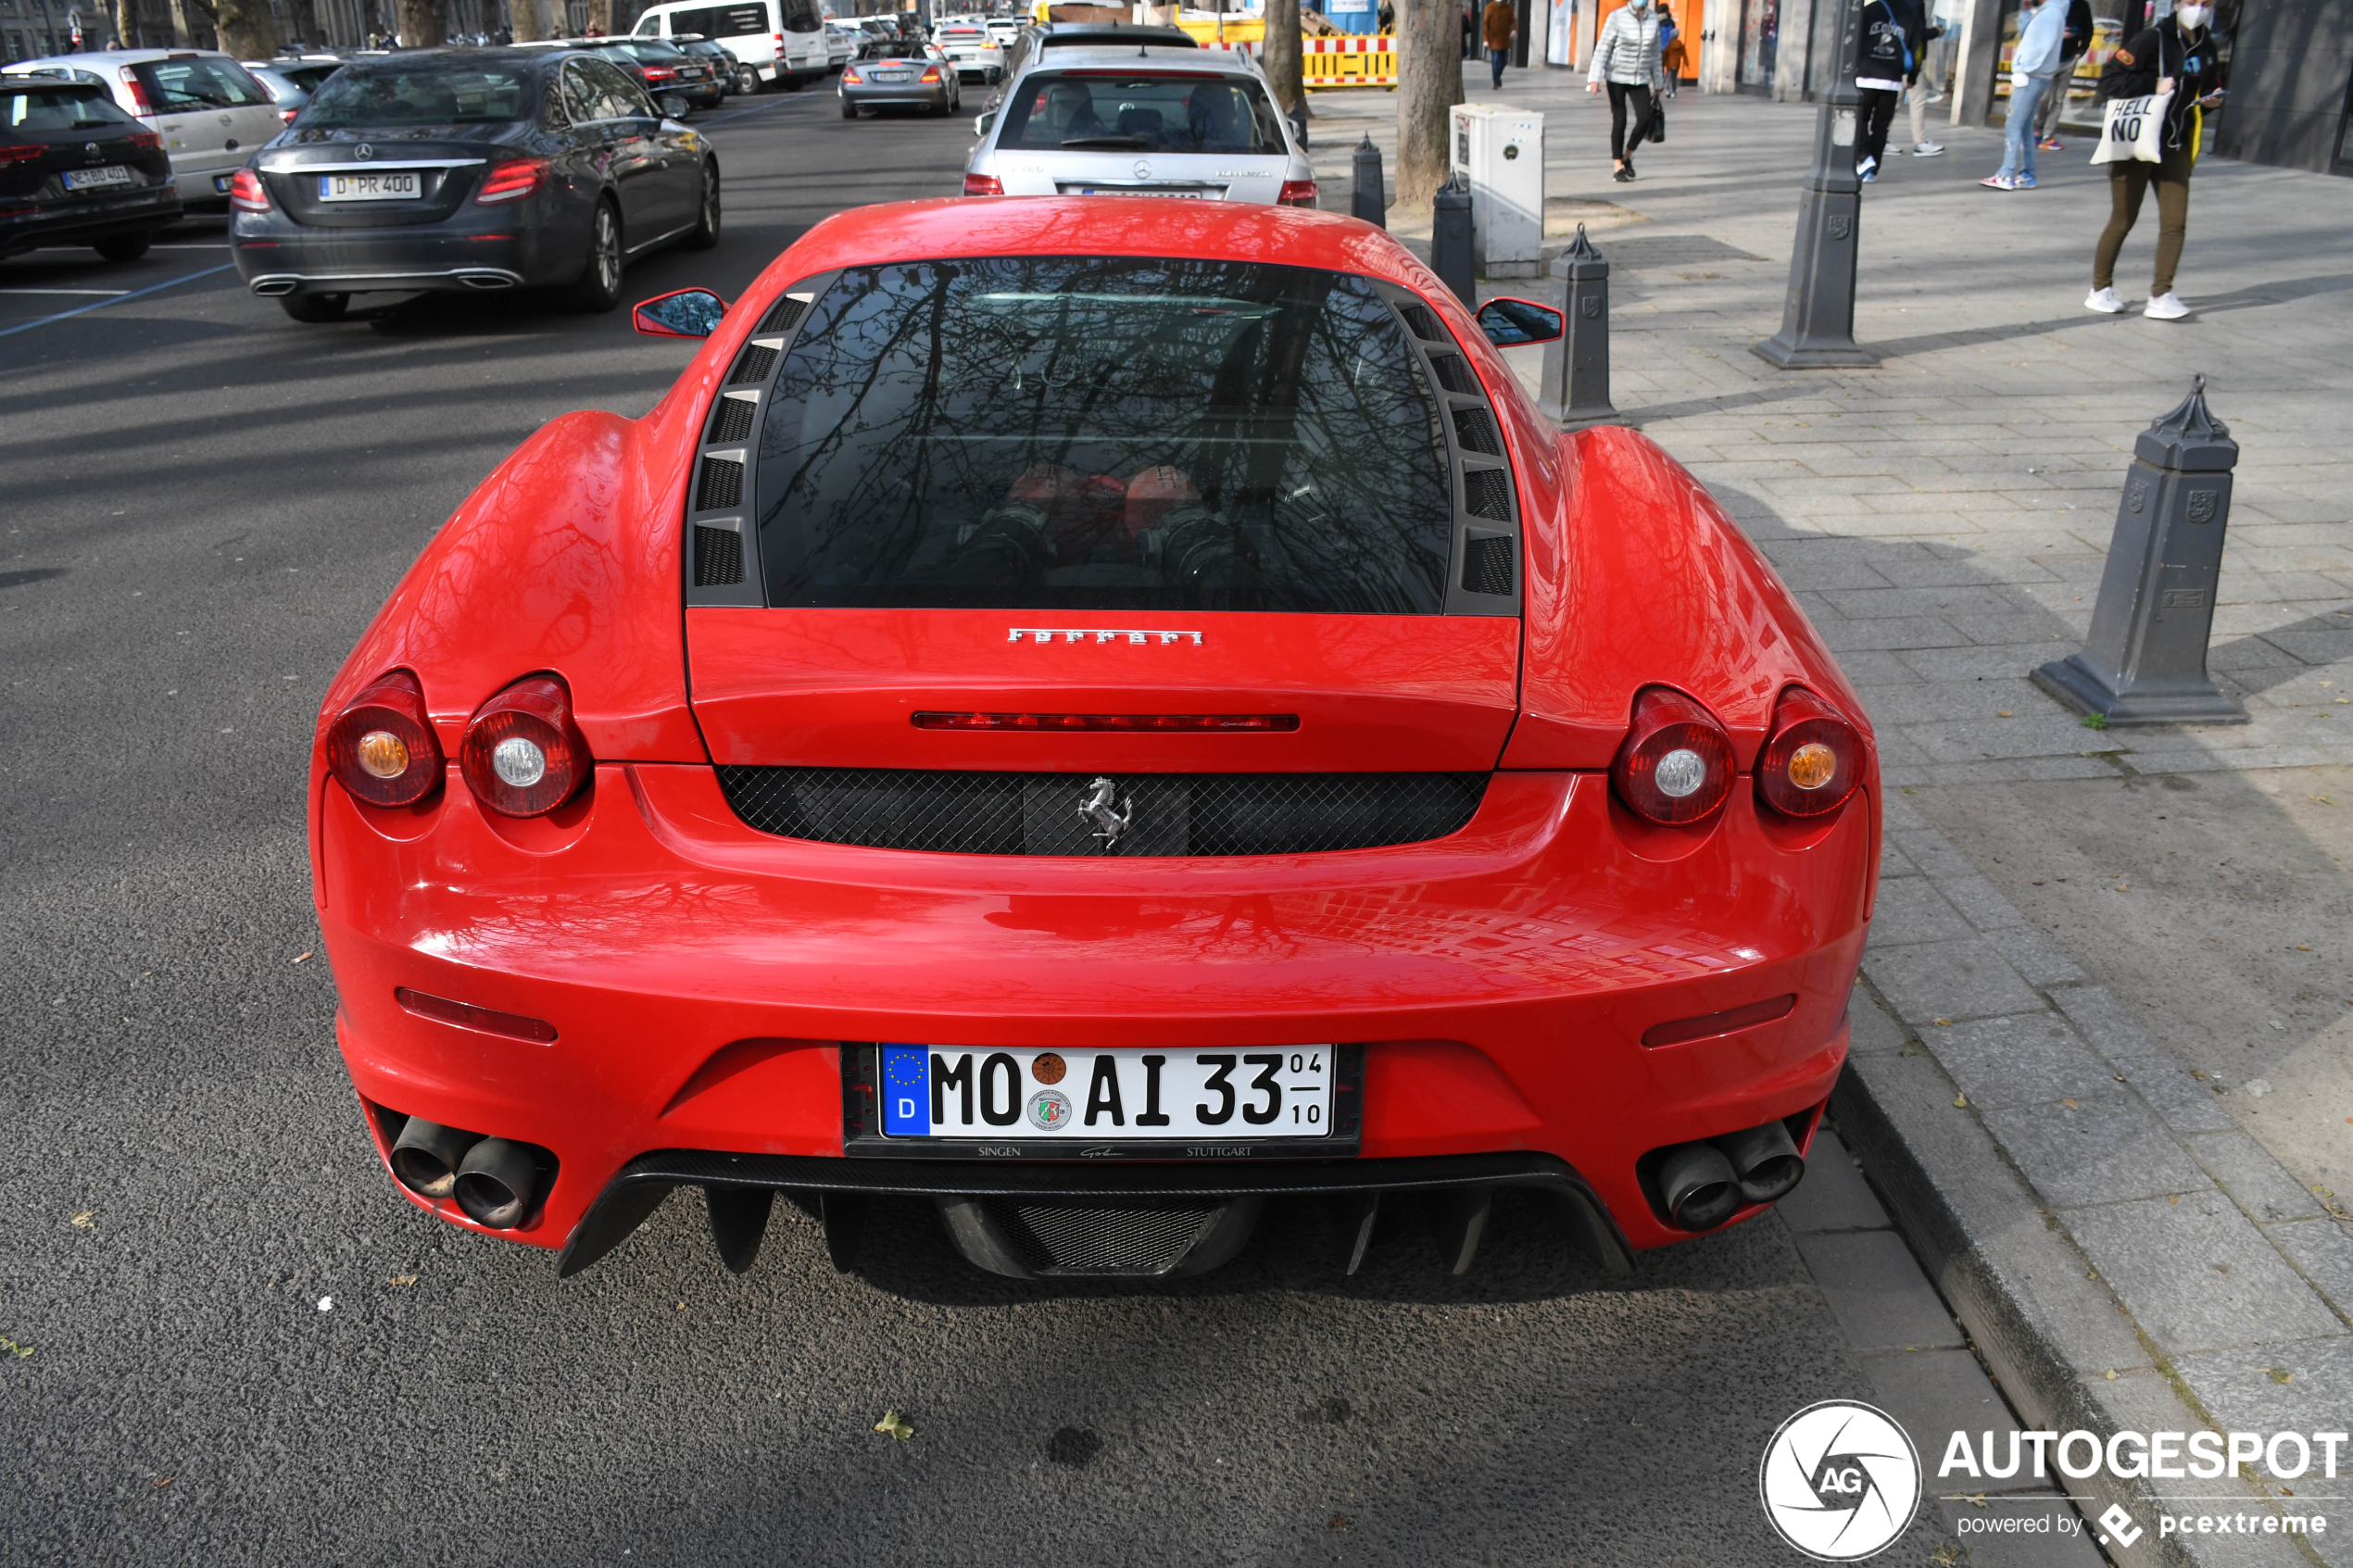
[249,278,296,296]
[1717,1121,1806,1204]
[389,1117,481,1199]
[1657,1142,1742,1232]
[458,271,517,291]
[454,1136,540,1230]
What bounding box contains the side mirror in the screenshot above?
[656,91,690,119]
[1476,296,1565,346]
[634,287,727,338]
[974,108,995,136]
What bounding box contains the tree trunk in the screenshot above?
[396,0,445,44]
[1261,0,1304,121]
[213,0,280,56]
[283,0,325,47]
[508,0,546,41]
[1393,0,1462,214]
[109,0,140,46]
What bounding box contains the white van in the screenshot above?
[631,0,831,90]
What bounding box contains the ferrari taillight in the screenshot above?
[460,675,592,818]
[228,168,271,212]
[473,157,547,205]
[1611,686,1736,826]
[326,671,443,808]
[1278,179,1319,207]
[1755,686,1863,818]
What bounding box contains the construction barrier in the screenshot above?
[1302,34,1397,89]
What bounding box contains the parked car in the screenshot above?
[591,37,728,110]
[670,33,750,94]
[963,43,1314,205]
[0,75,182,261]
[242,53,347,124]
[931,19,1003,82]
[985,16,1025,46]
[2,48,282,206]
[306,196,1878,1283]
[837,40,960,117]
[823,20,863,67]
[629,0,833,92]
[233,47,718,321]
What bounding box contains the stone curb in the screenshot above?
[1832,799,2352,1568]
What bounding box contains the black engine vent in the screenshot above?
[1396,302,1440,341]
[726,343,778,385]
[707,395,756,445]
[696,455,743,510]
[692,525,744,586]
[1464,467,1512,521]
[714,769,1490,857]
[1463,534,1515,596]
[757,294,806,333]
[1427,351,1477,395]
[1453,406,1502,457]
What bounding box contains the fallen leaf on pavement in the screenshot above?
[388,1275,417,1287]
[70,1211,94,1230]
[0,1336,31,1358]
[2266,1367,2293,1384]
[1953,1093,1969,1108]
[1932,1018,1953,1027]
[2062,1099,2079,1109]
[875,1410,914,1442]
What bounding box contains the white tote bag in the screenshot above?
[2092,91,2172,163]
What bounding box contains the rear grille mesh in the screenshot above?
[692,525,744,586]
[1453,406,1502,457]
[758,295,806,333]
[1463,534,1516,596]
[714,768,1490,856]
[1464,467,1511,521]
[995,1198,1223,1276]
[1397,302,1441,341]
[707,395,756,445]
[1427,351,1477,395]
[726,343,778,385]
[696,455,743,510]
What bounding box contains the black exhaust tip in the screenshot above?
[1717,1121,1805,1203]
[454,1136,540,1230]
[1657,1142,1742,1232]
[390,1117,481,1199]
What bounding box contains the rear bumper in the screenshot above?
[842,82,953,105]
[0,187,182,257]
[232,221,551,295]
[316,760,1875,1267]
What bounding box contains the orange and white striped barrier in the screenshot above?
[1302,34,1397,89]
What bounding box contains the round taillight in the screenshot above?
[459,675,591,818]
[1757,686,1863,818]
[1611,686,1737,826]
[325,671,442,808]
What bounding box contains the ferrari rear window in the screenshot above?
[999,71,1285,154]
[753,256,1454,614]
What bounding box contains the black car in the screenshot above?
[588,39,726,111]
[0,77,182,261]
[670,34,749,95]
[233,48,718,322]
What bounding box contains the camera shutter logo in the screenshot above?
[1759,1400,1921,1561]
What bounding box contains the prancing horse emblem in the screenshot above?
[1078,777,1132,848]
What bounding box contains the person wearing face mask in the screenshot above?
[1586,0,1667,182]
[2087,0,2225,320]
[1981,0,2068,189]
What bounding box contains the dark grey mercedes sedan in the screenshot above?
[231,46,718,322]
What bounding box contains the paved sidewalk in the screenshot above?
[1315,68,2353,1564]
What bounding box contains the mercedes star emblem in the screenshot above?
[356,143,373,160]
[1133,159,1151,180]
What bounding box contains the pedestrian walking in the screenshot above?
[1903,0,1947,156]
[1851,0,1917,182]
[1980,0,2065,190]
[1657,1,1685,94]
[1483,0,1516,90]
[1585,0,1666,182]
[2086,0,2224,319]
[2034,0,2094,149]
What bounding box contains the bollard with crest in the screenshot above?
[2032,377,2248,726]
[1540,224,1614,429]
[1430,173,1476,307]
[1352,135,1388,229]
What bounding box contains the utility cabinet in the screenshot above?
[1448,104,1544,279]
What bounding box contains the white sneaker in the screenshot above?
[2144,292,2191,320]
[2085,286,2124,314]
[1912,141,1944,156]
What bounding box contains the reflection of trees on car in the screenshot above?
[754,257,1455,614]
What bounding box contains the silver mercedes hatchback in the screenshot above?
[961,44,1315,207]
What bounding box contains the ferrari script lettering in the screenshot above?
[1008,628,1204,646]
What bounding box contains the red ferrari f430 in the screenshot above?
[308,197,1880,1283]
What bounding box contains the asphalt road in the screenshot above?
[3,82,2033,1566]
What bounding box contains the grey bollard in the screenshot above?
[2032,377,2248,726]
[1754,0,1876,369]
[1541,223,1613,428]
[1351,135,1387,229]
[1431,174,1475,307]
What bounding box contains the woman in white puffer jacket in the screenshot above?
[1586,0,1668,181]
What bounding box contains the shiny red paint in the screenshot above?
[309,196,1881,1267]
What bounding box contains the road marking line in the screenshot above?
[0,287,132,295]
[0,262,234,340]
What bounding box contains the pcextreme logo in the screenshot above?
[1760,1401,1923,1561]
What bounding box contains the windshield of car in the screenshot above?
[3,84,136,130]
[297,62,535,125]
[612,39,690,62]
[132,56,271,110]
[755,257,1454,615]
[868,41,937,57]
[997,70,1285,154]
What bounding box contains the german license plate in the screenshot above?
[319,170,422,201]
[212,173,234,193]
[64,165,136,190]
[1070,186,1210,198]
[875,1045,1340,1148]
[873,69,912,81]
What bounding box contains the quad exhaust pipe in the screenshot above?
[1653,1117,1809,1232]
[387,1115,546,1230]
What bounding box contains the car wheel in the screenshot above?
[560,200,623,313]
[685,167,721,250]
[93,230,152,263]
[841,94,858,119]
[779,71,804,93]
[279,292,349,323]
[737,64,760,94]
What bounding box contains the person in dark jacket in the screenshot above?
[2086,1,2224,320]
[2035,0,2095,149]
[1851,0,1916,181]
